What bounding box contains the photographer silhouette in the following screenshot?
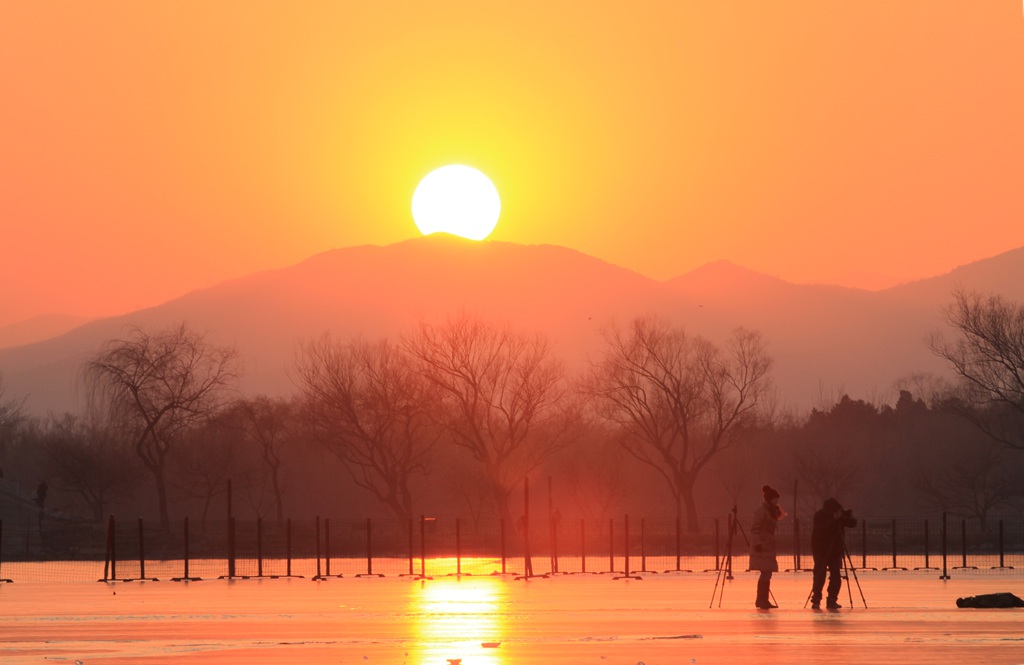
[810,498,857,609]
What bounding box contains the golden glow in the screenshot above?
[412,165,501,241]
[411,577,504,665]
[4,3,1024,327]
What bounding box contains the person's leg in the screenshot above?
[810,557,825,607]
[826,558,843,607]
[756,571,773,608]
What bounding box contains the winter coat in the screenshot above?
[749,502,780,572]
[811,498,858,561]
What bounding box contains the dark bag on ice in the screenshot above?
[955,592,1024,608]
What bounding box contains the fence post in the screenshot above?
[281,517,304,578]
[726,510,734,581]
[172,516,201,581]
[100,515,114,582]
[954,518,977,570]
[456,518,462,577]
[581,518,588,574]
[357,517,384,577]
[326,518,335,577]
[313,516,323,580]
[961,518,967,569]
[215,516,241,580]
[793,517,801,571]
[923,519,930,570]
[110,515,117,581]
[884,518,907,570]
[500,518,507,575]
[419,515,428,580]
[227,516,236,579]
[640,518,648,573]
[675,517,681,572]
[365,517,372,576]
[0,518,9,582]
[915,519,937,571]
[137,518,145,581]
[714,517,720,571]
[286,518,295,577]
[861,520,867,569]
[138,517,156,581]
[940,511,950,579]
[257,518,263,578]
[891,518,897,569]
[614,514,641,580]
[549,515,559,574]
[405,518,414,576]
[516,476,536,580]
[608,518,615,574]
[623,515,630,576]
[993,520,1012,570]
[100,514,114,582]
[668,516,692,573]
[950,518,974,569]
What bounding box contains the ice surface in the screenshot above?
[1,568,1023,664]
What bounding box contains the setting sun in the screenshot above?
[411,165,501,241]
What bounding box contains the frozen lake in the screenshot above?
[2,567,1023,664]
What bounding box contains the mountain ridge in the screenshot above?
[2,238,1022,416]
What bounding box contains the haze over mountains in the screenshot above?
[3,235,1023,416]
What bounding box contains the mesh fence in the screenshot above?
[2,513,1022,583]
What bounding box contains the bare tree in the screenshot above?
[558,425,633,523]
[929,290,1024,449]
[235,396,294,526]
[404,315,583,523]
[584,318,773,531]
[41,413,140,522]
[792,440,860,512]
[83,324,239,529]
[171,412,242,529]
[914,432,1024,529]
[296,335,436,522]
[0,372,25,472]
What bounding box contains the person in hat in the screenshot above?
[810,498,858,609]
[750,484,785,609]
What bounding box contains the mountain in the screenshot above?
[2,236,1022,416]
[883,246,1024,304]
[0,314,93,350]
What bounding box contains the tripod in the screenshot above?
[710,506,776,608]
[842,543,867,608]
[804,536,867,609]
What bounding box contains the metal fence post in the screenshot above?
[940,512,950,579]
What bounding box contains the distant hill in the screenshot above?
[0,314,93,350]
[2,236,1022,416]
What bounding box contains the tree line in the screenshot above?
[1,289,1022,531]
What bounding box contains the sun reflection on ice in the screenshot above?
[411,576,505,665]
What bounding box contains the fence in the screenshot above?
[1,512,1022,583]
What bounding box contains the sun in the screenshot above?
[411,165,501,241]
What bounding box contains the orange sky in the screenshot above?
[2,1,1023,328]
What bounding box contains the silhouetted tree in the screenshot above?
[405,315,583,523]
[40,413,140,523]
[789,395,879,513]
[913,425,1024,529]
[585,318,773,531]
[234,396,295,526]
[0,373,25,474]
[297,336,436,522]
[930,290,1024,449]
[84,324,239,529]
[558,423,633,522]
[171,411,242,529]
